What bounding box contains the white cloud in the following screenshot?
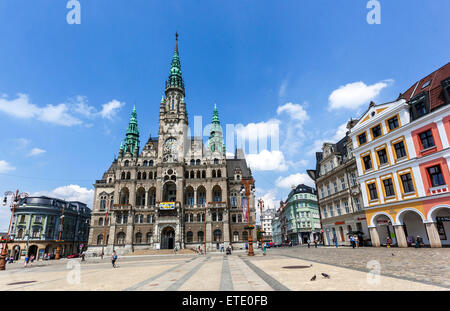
[0,93,82,126]
[306,122,349,156]
[332,122,348,141]
[275,173,315,189]
[328,80,392,110]
[28,148,46,156]
[100,100,125,120]
[246,150,288,171]
[279,80,288,98]
[277,102,309,122]
[34,185,94,209]
[0,160,15,173]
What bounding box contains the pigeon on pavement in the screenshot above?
[321,273,330,279]
[310,275,316,281]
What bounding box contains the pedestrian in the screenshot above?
[221,244,224,252]
[307,239,311,248]
[174,245,178,255]
[350,235,355,249]
[314,239,318,248]
[81,250,86,261]
[415,236,422,248]
[355,235,360,248]
[262,243,266,256]
[24,255,29,268]
[111,250,118,268]
[386,237,392,248]
[30,255,35,263]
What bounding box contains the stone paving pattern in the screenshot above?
[1,247,449,291]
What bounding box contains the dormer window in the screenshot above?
[410,92,429,120]
[421,80,431,89]
[358,133,367,145]
[442,77,450,104]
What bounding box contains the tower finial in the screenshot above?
[175,32,179,52]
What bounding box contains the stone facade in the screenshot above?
[8,196,90,260]
[308,123,369,247]
[87,36,256,256]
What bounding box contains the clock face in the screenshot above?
[165,138,177,151]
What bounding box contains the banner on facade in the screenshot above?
[242,197,248,222]
[160,202,175,210]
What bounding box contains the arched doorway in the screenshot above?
[161,227,175,249]
[163,182,177,202]
[12,245,20,260]
[428,205,450,246]
[28,245,38,258]
[398,210,428,246]
[373,214,396,246]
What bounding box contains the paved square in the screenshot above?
[1,246,449,291]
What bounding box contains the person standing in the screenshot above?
[81,250,86,262]
[307,239,311,248]
[111,250,118,268]
[174,245,178,255]
[415,236,422,248]
[262,243,266,256]
[350,235,355,249]
[24,255,29,268]
[314,239,318,248]
[333,236,338,248]
[386,237,392,248]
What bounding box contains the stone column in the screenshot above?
[194,189,197,207]
[393,225,407,248]
[369,227,380,247]
[425,222,442,248]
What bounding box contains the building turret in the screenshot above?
[208,103,225,155]
[120,105,140,157]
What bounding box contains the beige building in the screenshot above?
[308,121,369,246]
[87,36,256,255]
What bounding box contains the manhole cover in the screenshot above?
[282,266,311,269]
[7,281,37,285]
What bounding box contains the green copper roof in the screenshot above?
[167,33,184,89]
[121,105,140,156]
[212,102,220,124]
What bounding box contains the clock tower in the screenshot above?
[158,32,189,164]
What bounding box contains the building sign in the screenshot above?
[334,221,345,225]
[376,219,391,225]
[437,216,450,222]
[160,202,175,210]
[356,217,366,220]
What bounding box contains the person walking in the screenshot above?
[262,243,266,256]
[355,235,360,248]
[307,239,311,248]
[24,255,29,268]
[314,238,318,248]
[81,250,86,262]
[174,245,178,255]
[350,235,355,249]
[111,250,118,268]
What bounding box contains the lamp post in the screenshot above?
[1,190,29,271]
[55,204,65,260]
[240,178,255,256]
[258,198,264,250]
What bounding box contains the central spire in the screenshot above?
[165,32,185,95]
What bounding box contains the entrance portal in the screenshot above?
[161,227,175,249]
[28,245,38,258]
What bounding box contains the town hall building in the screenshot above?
[87,35,256,255]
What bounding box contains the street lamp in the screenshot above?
[258,198,264,250]
[240,178,255,256]
[0,190,29,271]
[101,200,110,259]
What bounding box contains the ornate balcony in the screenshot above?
[207,202,226,209]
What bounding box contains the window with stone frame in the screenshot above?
[383,178,396,197]
[400,173,415,193]
[419,129,436,150]
[358,133,367,145]
[427,165,445,187]
[368,183,378,201]
[333,182,338,193]
[340,178,346,190]
[371,124,382,139]
[344,201,349,214]
[238,214,242,222]
[377,148,388,165]
[363,155,372,170]
[355,197,361,210]
[387,116,400,130]
[336,202,341,216]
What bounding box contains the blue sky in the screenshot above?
[0,0,449,230]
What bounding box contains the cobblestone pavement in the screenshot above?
[271,245,450,287]
[1,247,448,291]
